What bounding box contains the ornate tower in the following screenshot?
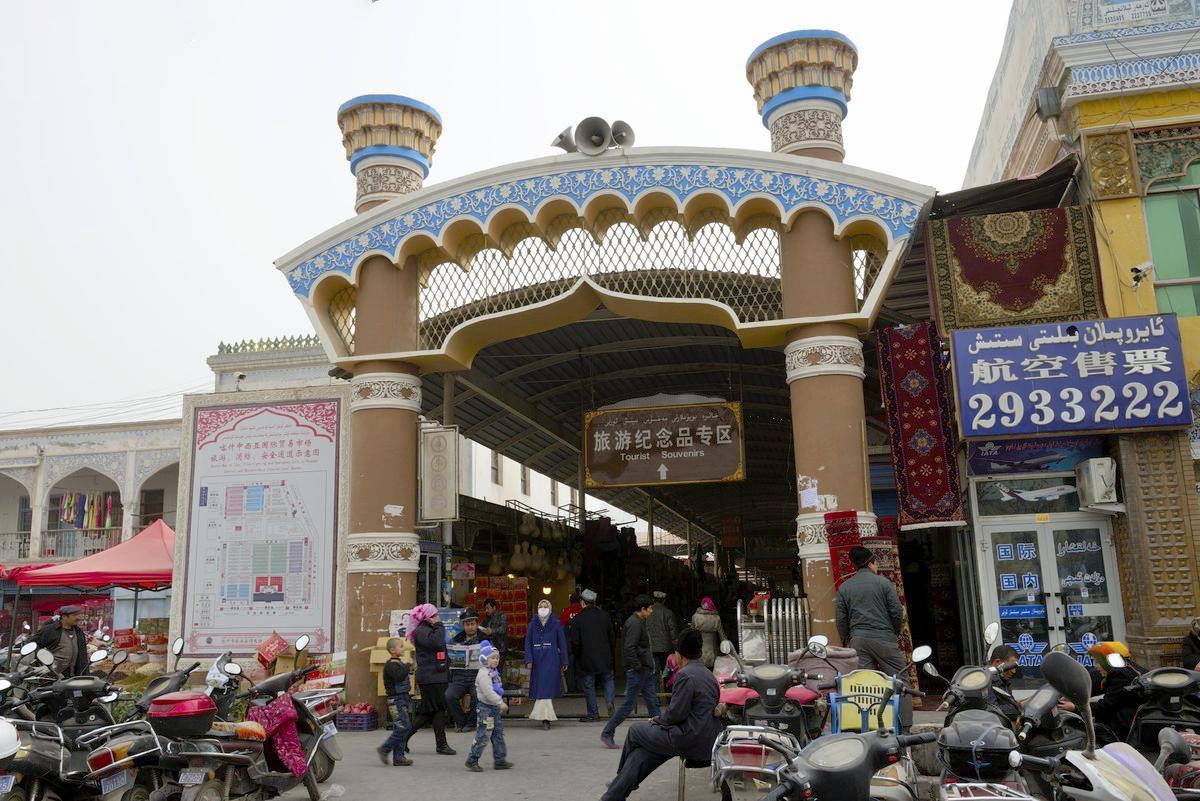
[337,94,442,213]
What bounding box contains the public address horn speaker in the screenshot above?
[574,117,612,156]
[611,120,635,148]
[550,126,577,153]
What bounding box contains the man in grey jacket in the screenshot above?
[645,591,678,684]
[835,545,911,728]
[601,595,660,749]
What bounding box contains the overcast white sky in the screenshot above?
[0,0,1013,428]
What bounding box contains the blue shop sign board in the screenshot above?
[951,314,1192,439]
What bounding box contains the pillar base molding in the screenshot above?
[350,372,422,412]
[785,335,865,383]
[346,532,421,573]
[795,510,877,560]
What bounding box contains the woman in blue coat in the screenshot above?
[525,598,569,730]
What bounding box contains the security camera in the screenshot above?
[1130,262,1154,288]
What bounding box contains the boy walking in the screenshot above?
[378,637,414,766]
[466,640,514,772]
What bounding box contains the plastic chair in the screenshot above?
[830,669,900,733]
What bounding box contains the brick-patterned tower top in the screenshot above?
[337,94,443,213]
[746,30,858,161]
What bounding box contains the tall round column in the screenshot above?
[337,93,440,703]
[748,31,872,640]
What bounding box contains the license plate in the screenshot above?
[0,776,13,793]
[322,722,337,740]
[179,769,207,786]
[100,770,130,794]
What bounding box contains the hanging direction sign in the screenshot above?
[584,402,745,488]
[950,314,1191,439]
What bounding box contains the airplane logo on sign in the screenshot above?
[1007,633,1049,666]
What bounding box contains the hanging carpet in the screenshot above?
[824,511,863,589]
[925,206,1103,336]
[876,322,966,530]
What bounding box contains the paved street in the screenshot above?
[302,719,715,801]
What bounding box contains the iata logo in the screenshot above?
[1006,632,1049,666]
[1067,632,1099,666]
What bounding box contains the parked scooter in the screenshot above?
[1120,663,1200,758]
[723,677,934,801]
[1008,651,1179,801]
[715,639,830,740]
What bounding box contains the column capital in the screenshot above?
[337,94,442,212]
[785,335,865,383]
[795,511,877,560]
[346,532,421,573]
[350,371,422,412]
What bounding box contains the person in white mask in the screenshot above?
[525,598,569,730]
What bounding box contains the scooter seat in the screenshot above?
[719,686,820,706]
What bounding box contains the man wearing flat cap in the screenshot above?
[835,545,909,727]
[570,589,616,723]
[34,604,88,676]
[600,628,722,801]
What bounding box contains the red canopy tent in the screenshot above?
[11,521,176,647]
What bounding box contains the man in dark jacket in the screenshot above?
[571,589,616,722]
[1182,618,1200,669]
[601,595,659,749]
[480,599,508,653]
[34,605,88,677]
[446,608,482,732]
[600,629,722,801]
[835,546,910,728]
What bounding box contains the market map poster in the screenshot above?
[182,401,340,654]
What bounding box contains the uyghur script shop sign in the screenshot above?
[584,402,745,488]
[951,314,1191,439]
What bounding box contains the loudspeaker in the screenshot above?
[611,120,635,149]
[574,117,612,156]
[550,126,577,153]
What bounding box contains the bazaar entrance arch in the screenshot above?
[275,32,936,701]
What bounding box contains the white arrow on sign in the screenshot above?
[657,464,669,481]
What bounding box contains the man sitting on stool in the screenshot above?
[600,629,722,801]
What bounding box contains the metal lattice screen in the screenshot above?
[328,285,357,353]
[418,218,784,351]
[850,236,884,307]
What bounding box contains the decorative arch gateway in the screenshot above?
[276,30,935,702]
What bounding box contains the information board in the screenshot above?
[583,402,744,488]
[182,400,340,653]
[951,314,1191,439]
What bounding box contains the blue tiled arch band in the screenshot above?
[760,86,848,127]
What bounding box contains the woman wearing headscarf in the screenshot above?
[1182,618,1200,669]
[525,598,569,730]
[691,597,727,669]
[403,603,456,755]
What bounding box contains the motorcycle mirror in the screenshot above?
[1049,643,1070,654]
[36,648,54,667]
[172,638,184,656]
[1041,651,1097,755]
[1103,653,1126,670]
[808,634,829,648]
[0,679,11,693]
[99,692,119,703]
[922,662,940,678]
[224,662,243,676]
[983,622,1000,646]
[22,623,29,631]
[19,642,36,657]
[295,635,310,653]
[911,645,932,664]
[719,640,733,655]
[111,650,128,667]
[1159,727,1192,767]
[90,649,109,664]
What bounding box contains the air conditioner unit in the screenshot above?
[1075,458,1118,506]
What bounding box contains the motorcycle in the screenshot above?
[1008,650,1179,801]
[1120,664,1200,758]
[715,639,830,740]
[723,677,935,801]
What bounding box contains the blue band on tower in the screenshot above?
[746,29,858,68]
[337,94,443,126]
[760,86,849,127]
[349,145,431,178]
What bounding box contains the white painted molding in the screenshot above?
[784,335,865,383]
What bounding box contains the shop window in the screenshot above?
[520,465,530,495]
[139,489,165,525]
[491,451,502,485]
[1146,162,1200,314]
[975,477,1081,517]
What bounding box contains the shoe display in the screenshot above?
[393,756,413,766]
[494,761,514,770]
[466,761,483,773]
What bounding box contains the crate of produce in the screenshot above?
[335,708,378,732]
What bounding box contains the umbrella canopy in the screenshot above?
[16,520,175,591]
